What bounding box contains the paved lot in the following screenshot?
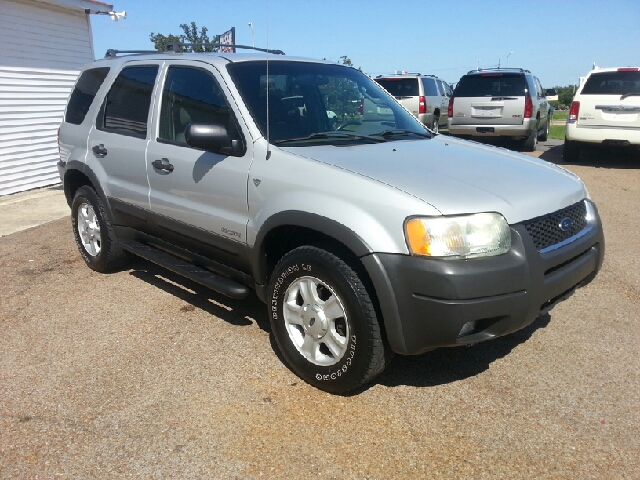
[1,145,638,478]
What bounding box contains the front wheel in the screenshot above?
[268,246,388,393]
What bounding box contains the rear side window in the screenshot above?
[375,78,419,96]
[454,74,526,97]
[65,67,110,125]
[421,78,439,96]
[581,71,640,95]
[97,65,159,139]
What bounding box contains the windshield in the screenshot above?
[581,71,640,95]
[454,73,527,97]
[227,61,430,146]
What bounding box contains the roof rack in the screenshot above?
[376,72,422,78]
[467,67,531,74]
[104,42,285,59]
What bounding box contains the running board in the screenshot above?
[117,239,249,299]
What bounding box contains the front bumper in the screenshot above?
[363,201,605,355]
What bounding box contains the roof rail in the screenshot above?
[165,42,285,55]
[376,72,422,78]
[104,42,285,59]
[467,67,531,74]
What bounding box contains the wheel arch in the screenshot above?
[63,161,115,223]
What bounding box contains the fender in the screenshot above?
[62,160,116,224]
[251,210,373,287]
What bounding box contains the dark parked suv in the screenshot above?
[448,68,551,151]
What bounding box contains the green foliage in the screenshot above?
[150,22,219,52]
[319,56,361,122]
[551,85,578,106]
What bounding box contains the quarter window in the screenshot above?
[158,66,237,145]
[98,65,159,139]
[421,78,439,96]
[65,67,110,125]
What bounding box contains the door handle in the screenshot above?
[92,144,107,157]
[152,158,174,172]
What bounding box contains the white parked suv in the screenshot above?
[564,67,640,161]
[58,45,604,393]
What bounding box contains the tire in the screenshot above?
[430,116,439,134]
[71,185,128,272]
[563,139,581,162]
[539,117,549,142]
[522,128,538,152]
[268,246,388,393]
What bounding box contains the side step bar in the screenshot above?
[117,239,249,299]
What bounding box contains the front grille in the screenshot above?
[523,201,588,251]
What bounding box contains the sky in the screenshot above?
[90,0,640,88]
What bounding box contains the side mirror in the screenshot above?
[185,123,243,156]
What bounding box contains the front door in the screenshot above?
[146,62,253,264]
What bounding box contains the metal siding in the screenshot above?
[0,0,94,196]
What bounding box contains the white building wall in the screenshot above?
[0,0,94,196]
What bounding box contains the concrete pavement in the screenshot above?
[0,184,69,237]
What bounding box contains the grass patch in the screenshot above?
[549,124,566,140]
[551,110,568,122]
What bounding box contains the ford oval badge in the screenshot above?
[559,217,574,232]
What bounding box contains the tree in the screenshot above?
[150,22,219,52]
[319,55,362,122]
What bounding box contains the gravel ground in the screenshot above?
[1,146,638,479]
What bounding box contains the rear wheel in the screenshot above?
[268,246,388,393]
[430,116,439,133]
[71,186,128,272]
[522,128,538,152]
[563,139,581,162]
[539,117,549,141]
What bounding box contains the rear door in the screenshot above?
[437,79,452,124]
[451,73,526,126]
[374,77,420,115]
[575,69,640,129]
[89,62,161,217]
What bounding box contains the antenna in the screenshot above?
[265,0,271,160]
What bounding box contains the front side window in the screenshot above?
[228,62,429,146]
[158,66,239,145]
[98,65,159,139]
[65,67,110,125]
[581,71,640,95]
[455,74,527,97]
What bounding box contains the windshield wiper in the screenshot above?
[620,93,640,100]
[369,129,432,138]
[274,132,385,145]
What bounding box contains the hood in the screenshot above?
[280,136,586,224]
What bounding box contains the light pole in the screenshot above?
[506,52,513,68]
[477,59,481,71]
[248,22,254,47]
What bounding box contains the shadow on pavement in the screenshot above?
[375,314,551,389]
[128,257,270,332]
[541,143,640,169]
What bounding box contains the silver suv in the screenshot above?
[448,68,551,151]
[58,47,604,393]
[374,73,452,132]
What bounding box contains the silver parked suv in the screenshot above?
[374,73,452,132]
[448,68,551,151]
[58,46,604,393]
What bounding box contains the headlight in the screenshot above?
[404,213,511,259]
